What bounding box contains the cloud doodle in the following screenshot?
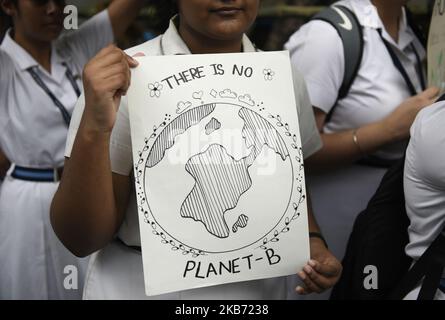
[238,94,255,106]
[219,89,237,99]
[176,101,192,114]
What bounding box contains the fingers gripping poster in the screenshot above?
[127,51,310,296]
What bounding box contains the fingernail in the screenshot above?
[132,52,146,57]
[296,286,303,293]
[128,55,138,65]
[304,266,312,274]
[309,260,317,267]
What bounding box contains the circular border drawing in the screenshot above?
[134,97,305,257]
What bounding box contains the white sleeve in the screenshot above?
[0,49,13,134]
[65,94,85,159]
[65,95,133,177]
[404,102,445,260]
[109,98,133,176]
[0,49,13,93]
[58,10,114,69]
[291,66,323,159]
[285,20,344,113]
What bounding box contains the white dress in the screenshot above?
[65,19,323,300]
[0,11,113,300]
[284,0,426,299]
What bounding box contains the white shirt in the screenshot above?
[65,19,323,248]
[0,10,113,169]
[404,101,445,263]
[284,0,426,160]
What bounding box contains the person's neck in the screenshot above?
[13,29,52,73]
[179,21,243,54]
[371,0,404,43]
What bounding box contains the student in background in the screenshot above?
[404,95,445,300]
[285,0,438,299]
[0,0,147,300]
[50,0,342,300]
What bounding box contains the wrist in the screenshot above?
[80,115,113,144]
[82,106,114,136]
[309,232,329,249]
[352,128,365,156]
[377,118,399,143]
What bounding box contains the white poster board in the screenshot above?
[428,0,445,95]
[127,51,310,296]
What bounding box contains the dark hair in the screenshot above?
[156,0,178,19]
[147,0,178,32]
[158,0,178,16]
[1,0,16,31]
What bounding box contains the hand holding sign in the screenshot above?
[82,45,139,133]
[296,237,342,295]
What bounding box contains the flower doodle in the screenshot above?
[263,69,275,81]
[148,82,163,98]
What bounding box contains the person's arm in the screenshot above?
[404,103,445,262]
[107,0,146,40]
[287,21,439,171]
[305,87,440,171]
[0,51,13,178]
[288,64,342,294]
[60,1,145,71]
[0,148,10,179]
[50,45,139,257]
[295,194,342,295]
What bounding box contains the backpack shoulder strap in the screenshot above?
[312,5,364,122]
[390,227,445,300]
[405,7,426,47]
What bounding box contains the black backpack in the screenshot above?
[330,94,445,300]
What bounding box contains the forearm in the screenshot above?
[305,120,394,171]
[306,193,332,253]
[51,118,120,257]
[0,148,10,178]
[306,193,321,233]
[108,0,145,39]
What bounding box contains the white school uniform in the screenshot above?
[0,10,114,300]
[403,101,445,300]
[284,0,426,299]
[65,18,323,300]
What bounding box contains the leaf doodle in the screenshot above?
[254,110,307,251]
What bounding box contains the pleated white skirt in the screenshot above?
[0,176,88,300]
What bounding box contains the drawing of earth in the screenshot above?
[144,103,294,253]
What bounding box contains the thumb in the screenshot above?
[126,54,139,68]
[421,86,440,100]
[311,260,340,277]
